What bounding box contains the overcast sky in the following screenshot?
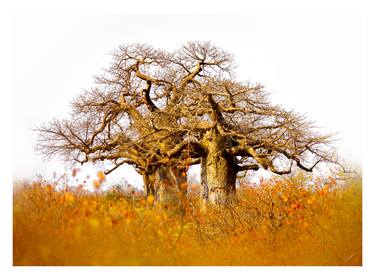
[12,13,362,189]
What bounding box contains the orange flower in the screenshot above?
[64,192,75,204]
[191,183,199,191]
[97,171,106,182]
[46,184,54,193]
[93,180,101,189]
[147,195,155,205]
[124,211,136,224]
[180,182,188,191]
[319,189,328,196]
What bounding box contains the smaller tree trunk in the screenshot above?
[155,165,187,210]
[142,172,156,196]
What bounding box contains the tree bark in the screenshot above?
[201,156,208,201]
[154,165,187,209]
[204,131,237,205]
[142,172,156,196]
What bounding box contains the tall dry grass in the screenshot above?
[13,173,362,265]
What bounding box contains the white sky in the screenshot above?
[12,12,362,188]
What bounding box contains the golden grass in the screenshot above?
[13,174,362,266]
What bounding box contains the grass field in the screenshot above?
[13,173,362,265]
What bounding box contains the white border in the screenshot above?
[2,0,374,278]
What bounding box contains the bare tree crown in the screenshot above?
[36,41,337,183]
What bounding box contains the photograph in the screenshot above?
[7,1,370,271]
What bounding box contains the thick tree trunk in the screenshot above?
[204,131,237,205]
[201,156,209,211]
[154,165,187,209]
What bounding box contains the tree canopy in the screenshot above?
[37,41,337,204]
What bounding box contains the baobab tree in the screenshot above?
[36,41,337,205]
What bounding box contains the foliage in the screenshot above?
[13,174,361,265]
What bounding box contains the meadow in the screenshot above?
[13,172,362,266]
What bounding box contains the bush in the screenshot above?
[13,174,362,265]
